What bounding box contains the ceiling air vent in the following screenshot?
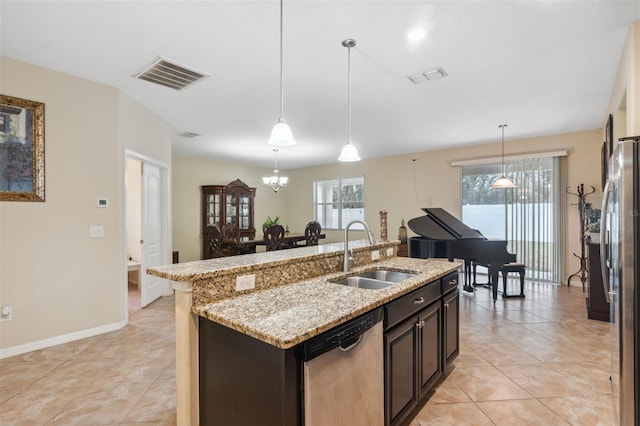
[178,132,200,138]
[408,67,448,85]
[132,56,209,91]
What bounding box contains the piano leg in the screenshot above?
[462,259,474,293]
[488,265,500,302]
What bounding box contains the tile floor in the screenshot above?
[412,279,617,425]
[0,278,617,425]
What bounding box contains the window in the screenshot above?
[461,156,564,283]
[314,177,364,230]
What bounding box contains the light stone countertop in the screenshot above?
[194,257,460,349]
[148,241,374,282]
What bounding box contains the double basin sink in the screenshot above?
[331,269,418,290]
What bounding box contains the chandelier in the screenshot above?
[262,149,288,193]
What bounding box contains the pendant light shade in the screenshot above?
[491,124,516,189]
[268,119,295,146]
[338,39,361,162]
[338,140,360,162]
[267,0,296,146]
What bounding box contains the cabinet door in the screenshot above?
[239,194,250,230]
[418,303,442,397]
[443,290,459,368]
[201,185,224,228]
[385,316,418,426]
[226,193,237,223]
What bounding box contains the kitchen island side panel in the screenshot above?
[199,317,301,426]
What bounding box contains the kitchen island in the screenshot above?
[148,240,460,425]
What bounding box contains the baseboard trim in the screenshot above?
[0,319,128,360]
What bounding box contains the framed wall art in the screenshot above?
[0,94,45,201]
[605,113,614,159]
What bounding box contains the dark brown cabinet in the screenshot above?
[587,242,610,321]
[443,287,459,367]
[384,278,446,426]
[201,179,256,259]
[198,270,460,426]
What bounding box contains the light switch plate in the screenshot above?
[371,250,380,260]
[236,274,256,291]
[89,225,104,238]
[387,247,394,256]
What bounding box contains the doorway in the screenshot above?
[126,158,143,316]
[125,151,171,319]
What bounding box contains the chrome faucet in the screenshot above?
[343,220,375,272]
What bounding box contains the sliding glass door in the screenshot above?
[462,156,564,283]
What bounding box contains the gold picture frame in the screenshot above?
[0,94,45,201]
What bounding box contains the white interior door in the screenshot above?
[141,162,163,307]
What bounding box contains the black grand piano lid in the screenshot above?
[408,208,485,240]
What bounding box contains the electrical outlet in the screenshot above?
[371,250,380,261]
[0,305,12,322]
[89,225,104,238]
[387,247,394,257]
[235,274,256,292]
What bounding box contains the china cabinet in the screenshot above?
[201,179,256,259]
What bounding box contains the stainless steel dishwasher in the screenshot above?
[299,307,384,426]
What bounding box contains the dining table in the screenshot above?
[223,232,326,254]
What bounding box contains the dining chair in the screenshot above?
[203,225,225,259]
[304,221,322,246]
[264,224,285,251]
[220,223,242,256]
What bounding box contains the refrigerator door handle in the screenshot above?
[600,179,612,304]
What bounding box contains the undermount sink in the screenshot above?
[356,270,418,283]
[331,269,418,290]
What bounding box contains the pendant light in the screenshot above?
[262,148,288,192]
[491,124,516,189]
[338,39,361,162]
[267,0,296,146]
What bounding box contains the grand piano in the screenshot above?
[408,207,516,301]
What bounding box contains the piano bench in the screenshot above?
[500,263,526,298]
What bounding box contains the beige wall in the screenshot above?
[172,129,602,281]
[0,57,171,353]
[607,22,639,140]
[126,159,142,262]
[171,155,284,262]
[283,130,602,282]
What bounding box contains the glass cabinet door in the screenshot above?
[226,194,237,224]
[239,195,250,229]
[206,193,221,226]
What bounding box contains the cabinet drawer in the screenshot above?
[441,272,459,295]
[385,281,440,330]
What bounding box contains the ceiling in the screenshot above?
[2,1,639,170]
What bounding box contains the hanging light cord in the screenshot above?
[273,148,279,173]
[347,42,352,141]
[279,0,284,120]
[500,124,507,174]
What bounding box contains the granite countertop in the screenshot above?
[148,241,375,282]
[194,257,460,349]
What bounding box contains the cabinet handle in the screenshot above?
[448,280,457,286]
[413,297,425,305]
[415,320,424,328]
[444,302,449,309]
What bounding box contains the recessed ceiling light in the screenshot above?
[407,28,426,41]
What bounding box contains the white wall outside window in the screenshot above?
[313,177,364,230]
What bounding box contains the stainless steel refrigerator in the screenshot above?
[601,135,639,425]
